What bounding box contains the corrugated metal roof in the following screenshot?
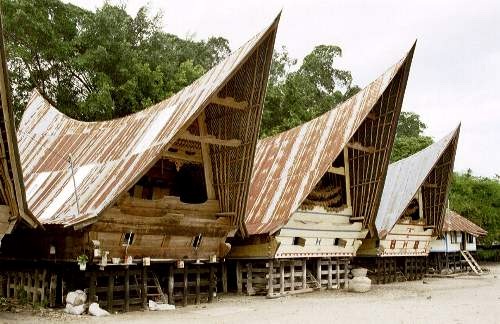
[443,210,487,237]
[375,126,460,238]
[17,15,280,227]
[244,46,415,236]
[0,10,39,235]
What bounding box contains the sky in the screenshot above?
[68,0,500,178]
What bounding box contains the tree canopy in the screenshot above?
[2,0,230,121]
[260,45,360,137]
[390,112,434,162]
[449,170,500,246]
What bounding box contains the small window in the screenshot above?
[334,238,347,248]
[450,232,457,243]
[414,241,419,249]
[467,234,474,244]
[390,240,396,249]
[315,238,322,245]
[122,232,135,246]
[293,237,306,247]
[192,234,203,249]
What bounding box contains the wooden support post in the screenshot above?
[6,273,10,298]
[302,259,307,290]
[168,264,174,305]
[208,265,215,303]
[279,261,285,295]
[142,267,148,310]
[344,260,349,289]
[49,274,57,307]
[236,261,242,294]
[316,259,322,289]
[267,260,274,296]
[290,262,295,292]
[198,112,216,200]
[89,270,96,304]
[327,259,333,289]
[124,268,130,312]
[40,270,47,303]
[221,262,228,294]
[183,265,188,306]
[107,274,114,313]
[344,148,351,207]
[195,267,201,305]
[246,263,253,296]
[336,259,340,288]
[32,270,38,303]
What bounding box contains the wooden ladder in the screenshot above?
[306,270,322,289]
[146,271,168,302]
[460,250,483,275]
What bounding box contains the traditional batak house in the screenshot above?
[429,209,487,274]
[0,15,279,310]
[228,44,415,297]
[356,126,460,283]
[0,12,39,243]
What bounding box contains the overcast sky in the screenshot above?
[68,0,499,178]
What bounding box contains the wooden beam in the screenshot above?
[418,187,424,220]
[211,96,248,111]
[423,182,438,188]
[198,112,216,200]
[180,131,241,147]
[347,142,376,154]
[344,148,352,208]
[327,166,345,175]
[162,151,202,163]
[366,112,378,120]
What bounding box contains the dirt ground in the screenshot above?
[1,263,499,324]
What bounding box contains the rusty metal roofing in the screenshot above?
[244,47,415,236]
[17,15,280,227]
[443,210,487,237]
[0,10,39,237]
[375,126,461,238]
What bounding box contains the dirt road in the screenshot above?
[2,263,499,324]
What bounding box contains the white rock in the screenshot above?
[351,268,368,277]
[65,303,86,315]
[89,302,110,316]
[349,276,371,293]
[66,290,87,306]
[149,300,176,311]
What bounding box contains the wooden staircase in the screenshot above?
[145,271,168,302]
[460,250,483,275]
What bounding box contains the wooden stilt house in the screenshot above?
[228,44,416,297]
[0,10,39,242]
[356,126,460,283]
[0,15,279,309]
[429,210,487,274]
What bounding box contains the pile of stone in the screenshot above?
[64,290,110,316]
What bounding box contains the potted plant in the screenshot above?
[77,254,89,271]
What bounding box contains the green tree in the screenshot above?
[390,112,433,162]
[2,0,230,122]
[260,45,359,137]
[449,170,500,246]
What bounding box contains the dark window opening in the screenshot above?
[467,234,474,244]
[450,232,457,243]
[122,232,135,246]
[192,234,203,249]
[300,154,348,211]
[375,239,380,248]
[293,237,306,247]
[128,159,208,204]
[390,240,396,249]
[403,198,420,221]
[334,238,347,248]
[413,241,419,249]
